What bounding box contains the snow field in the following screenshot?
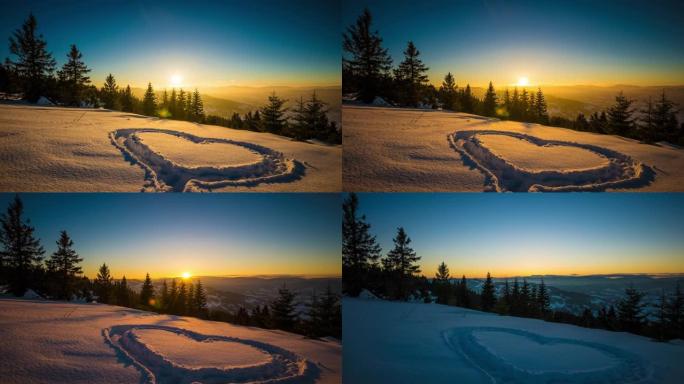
[0,299,340,384]
[344,298,684,384]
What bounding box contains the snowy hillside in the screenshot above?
[342,105,684,191]
[0,298,340,383]
[343,297,683,383]
[0,104,341,192]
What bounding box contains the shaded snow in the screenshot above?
[0,298,340,383]
[343,105,684,191]
[343,298,683,383]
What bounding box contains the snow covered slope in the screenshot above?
[0,104,341,192]
[0,298,340,383]
[342,105,684,191]
[343,297,683,384]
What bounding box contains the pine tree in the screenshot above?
[94,263,112,304]
[142,82,157,116]
[120,85,134,112]
[617,285,646,333]
[481,272,496,311]
[653,289,669,341]
[187,283,195,315]
[439,72,458,111]
[169,88,178,118]
[502,89,511,118]
[665,282,683,339]
[382,227,420,300]
[7,14,56,102]
[520,279,531,316]
[140,273,154,307]
[652,91,679,143]
[191,88,204,122]
[46,230,82,300]
[56,44,90,106]
[537,278,550,317]
[460,84,474,113]
[607,92,635,137]
[482,82,498,117]
[270,285,296,331]
[528,91,536,122]
[289,96,309,140]
[169,278,178,313]
[393,41,429,107]
[177,280,187,315]
[160,279,169,312]
[342,193,382,296]
[195,279,208,318]
[511,87,521,120]
[0,195,45,296]
[101,74,119,110]
[116,276,130,307]
[456,275,470,308]
[343,8,393,103]
[519,89,529,121]
[535,88,549,124]
[575,113,589,131]
[434,261,451,305]
[260,92,288,134]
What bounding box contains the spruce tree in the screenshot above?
[120,85,134,112]
[519,89,529,121]
[434,261,451,305]
[511,87,521,120]
[305,91,335,142]
[393,41,429,107]
[439,72,458,111]
[94,263,112,304]
[342,193,382,296]
[101,74,119,110]
[0,195,45,296]
[456,275,470,308]
[177,280,187,315]
[142,82,157,116]
[652,91,679,143]
[47,230,82,300]
[382,227,420,300]
[535,88,549,124]
[617,285,646,333]
[461,84,474,113]
[343,8,393,103]
[520,279,531,316]
[665,282,683,339]
[502,89,511,118]
[56,44,90,106]
[191,88,204,122]
[270,285,297,331]
[169,88,178,118]
[653,289,669,341]
[481,272,496,311]
[607,92,635,137]
[195,279,208,318]
[7,14,56,102]
[259,92,288,134]
[140,273,154,307]
[537,278,550,317]
[187,283,195,315]
[117,276,130,307]
[289,96,309,140]
[160,279,169,312]
[482,82,497,117]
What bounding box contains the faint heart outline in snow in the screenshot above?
[103,324,319,384]
[442,327,656,384]
[448,130,655,192]
[110,128,305,192]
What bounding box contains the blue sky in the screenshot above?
[0,193,341,279]
[2,0,340,87]
[343,0,684,86]
[352,193,684,277]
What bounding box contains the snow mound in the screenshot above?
[22,289,44,300]
[443,327,652,383]
[103,324,319,384]
[371,97,391,107]
[449,130,655,192]
[109,128,305,192]
[36,96,53,106]
[357,289,379,300]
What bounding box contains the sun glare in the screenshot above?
[181,272,191,279]
[517,77,530,86]
[170,73,183,87]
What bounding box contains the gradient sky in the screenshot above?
[344,0,684,87]
[353,193,684,278]
[1,0,340,88]
[0,194,341,279]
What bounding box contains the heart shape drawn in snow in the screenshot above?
[442,327,652,384]
[103,325,319,384]
[448,130,655,192]
[110,128,304,192]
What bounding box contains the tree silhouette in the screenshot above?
[46,230,82,300]
[139,273,155,307]
[342,193,382,296]
[481,272,496,311]
[482,82,497,117]
[607,92,635,136]
[94,263,113,304]
[382,227,420,300]
[56,45,90,106]
[439,72,458,111]
[394,41,429,107]
[259,92,288,134]
[343,8,393,103]
[142,82,157,116]
[271,285,297,331]
[101,74,119,110]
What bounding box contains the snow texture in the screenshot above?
[0,298,340,384]
[0,104,341,192]
[343,105,684,191]
[344,298,684,384]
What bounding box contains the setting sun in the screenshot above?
[517,77,529,86]
[170,73,183,87]
[181,272,191,279]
